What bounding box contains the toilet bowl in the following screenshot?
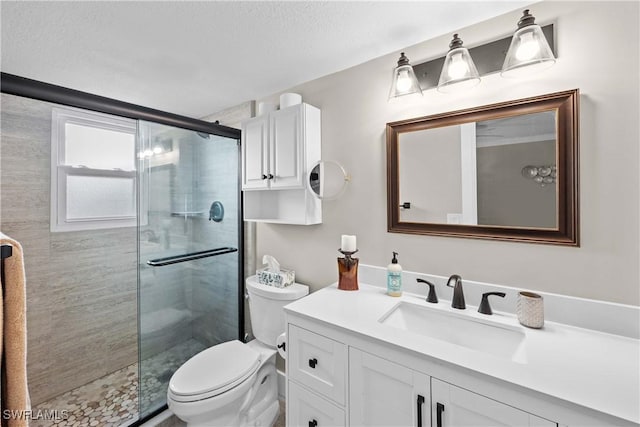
[167,276,309,426]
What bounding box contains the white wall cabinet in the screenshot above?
[286,318,563,427]
[241,103,321,224]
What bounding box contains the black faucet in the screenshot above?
[447,275,465,309]
[416,278,438,303]
[478,292,506,315]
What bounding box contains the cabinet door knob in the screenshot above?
[308,358,318,368]
[308,420,318,427]
[268,173,274,180]
[261,174,267,180]
[436,402,445,427]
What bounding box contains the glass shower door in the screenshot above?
[137,121,242,417]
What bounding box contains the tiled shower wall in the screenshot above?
[201,101,255,342]
[0,94,138,405]
[191,135,240,347]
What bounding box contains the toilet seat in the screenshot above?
[168,340,260,403]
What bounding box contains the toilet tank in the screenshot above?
[246,275,309,347]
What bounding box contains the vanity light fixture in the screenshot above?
[501,9,556,77]
[390,9,555,95]
[437,34,480,93]
[388,52,423,100]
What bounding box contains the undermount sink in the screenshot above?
[379,302,527,363]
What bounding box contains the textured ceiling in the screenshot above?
[1,1,531,118]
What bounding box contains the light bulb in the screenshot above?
[447,52,470,80]
[515,32,540,61]
[153,146,163,154]
[395,69,412,92]
[143,149,154,157]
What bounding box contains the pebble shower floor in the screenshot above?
[30,339,206,427]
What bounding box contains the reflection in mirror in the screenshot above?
[398,111,557,229]
[307,160,350,200]
[387,89,579,246]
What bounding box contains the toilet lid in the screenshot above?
[169,340,260,397]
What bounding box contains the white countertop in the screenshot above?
[284,283,640,425]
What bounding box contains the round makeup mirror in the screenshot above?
[307,160,350,200]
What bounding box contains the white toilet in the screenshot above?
[167,275,309,427]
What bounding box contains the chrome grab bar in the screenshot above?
[146,247,237,267]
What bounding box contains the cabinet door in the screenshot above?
[242,115,269,190]
[350,348,431,427]
[270,105,304,189]
[287,381,346,427]
[431,379,556,427]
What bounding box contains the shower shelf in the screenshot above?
[170,211,206,218]
[146,247,237,267]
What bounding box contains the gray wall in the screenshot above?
[0,94,137,404]
[252,2,640,305]
[477,140,556,228]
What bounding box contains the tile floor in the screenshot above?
[30,364,138,427]
[30,339,206,427]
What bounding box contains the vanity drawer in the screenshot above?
[288,324,347,405]
[287,381,346,427]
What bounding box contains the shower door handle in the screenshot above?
[147,247,238,267]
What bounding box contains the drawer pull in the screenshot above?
[308,419,318,427]
[417,394,425,427]
[308,358,318,368]
[436,402,445,427]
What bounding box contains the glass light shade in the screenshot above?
[437,47,481,93]
[389,53,422,100]
[502,20,555,77]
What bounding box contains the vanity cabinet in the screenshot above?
[286,320,561,427]
[241,103,321,224]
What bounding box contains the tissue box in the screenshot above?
[256,268,295,288]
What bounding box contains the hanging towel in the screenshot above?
[1,232,30,427]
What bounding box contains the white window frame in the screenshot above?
[51,107,138,232]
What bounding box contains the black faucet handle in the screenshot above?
[478,292,506,315]
[447,274,465,309]
[416,278,438,303]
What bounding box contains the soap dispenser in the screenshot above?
[387,252,403,297]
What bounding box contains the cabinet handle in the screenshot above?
[308,420,317,427]
[416,394,425,427]
[261,174,267,180]
[268,173,274,180]
[308,358,318,368]
[436,402,445,427]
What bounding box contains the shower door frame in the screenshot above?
[1,72,245,426]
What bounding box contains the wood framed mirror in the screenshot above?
[386,89,579,246]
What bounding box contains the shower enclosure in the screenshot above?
[0,73,243,426]
[137,121,242,417]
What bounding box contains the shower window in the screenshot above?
[50,107,137,231]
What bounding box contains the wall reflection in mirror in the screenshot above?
[398,111,557,229]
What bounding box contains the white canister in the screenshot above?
[257,102,276,116]
[280,93,302,109]
[516,291,544,328]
